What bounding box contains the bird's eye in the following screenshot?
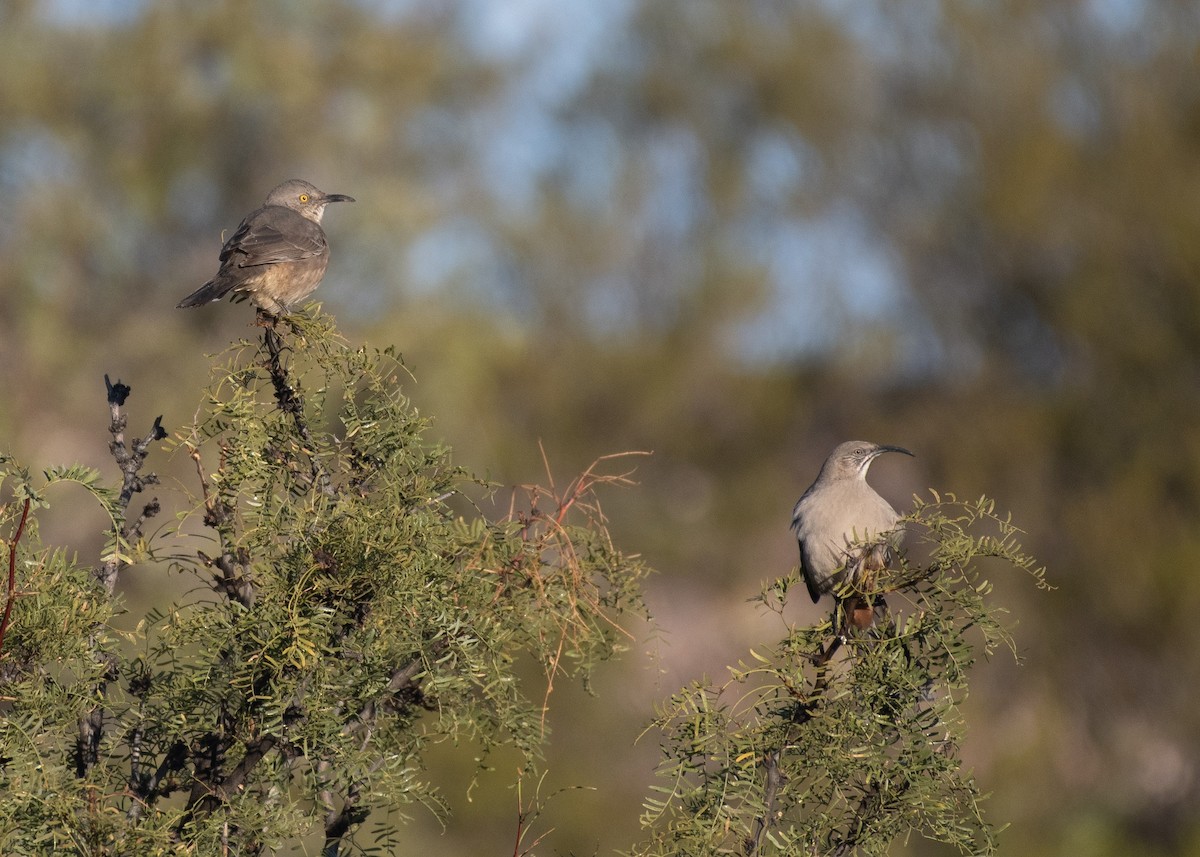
[853,448,866,456]
[299,193,309,203]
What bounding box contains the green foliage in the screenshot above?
[0,311,650,855]
[630,495,1047,857]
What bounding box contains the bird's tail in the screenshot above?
[177,276,236,309]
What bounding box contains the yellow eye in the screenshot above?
[299,193,309,203]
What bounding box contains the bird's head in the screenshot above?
[825,440,914,481]
[267,179,355,222]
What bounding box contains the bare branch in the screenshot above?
[100,374,165,594]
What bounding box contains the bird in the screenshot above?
[177,179,355,317]
[790,441,913,617]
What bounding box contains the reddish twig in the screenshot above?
[510,771,557,857]
[0,497,32,655]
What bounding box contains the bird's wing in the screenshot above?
[796,538,823,604]
[791,496,824,604]
[220,208,327,268]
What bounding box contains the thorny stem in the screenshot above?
[262,326,331,495]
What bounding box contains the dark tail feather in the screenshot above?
[177,277,235,309]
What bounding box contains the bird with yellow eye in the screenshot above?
[177,179,354,318]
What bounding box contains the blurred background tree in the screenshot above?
[1,0,1197,854]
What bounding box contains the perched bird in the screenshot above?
[791,441,913,612]
[177,179,355,316]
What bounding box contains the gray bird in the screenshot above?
[791,441,914,605]
[177,179,355,316]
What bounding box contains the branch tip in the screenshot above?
[105,374,131,406]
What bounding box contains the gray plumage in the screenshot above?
[791,441,913,604]
[177,179,354,316]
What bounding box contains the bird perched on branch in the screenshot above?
[791,441,913,629]
[177,179,354,317]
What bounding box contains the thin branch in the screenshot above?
[127,740,187,822]
[321,782,368,857]
[188,446,256,608]
[101,374,165,595]
[0,498,31,655]
[181,733,280,829]
[263,328,310,442]
[262,327,330,495]
[75,663,116,777]
[747,748,784,857]
[830,779,895,857]
[217,735,279,800]
[552,449,651,527]
[347,635,450,753]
